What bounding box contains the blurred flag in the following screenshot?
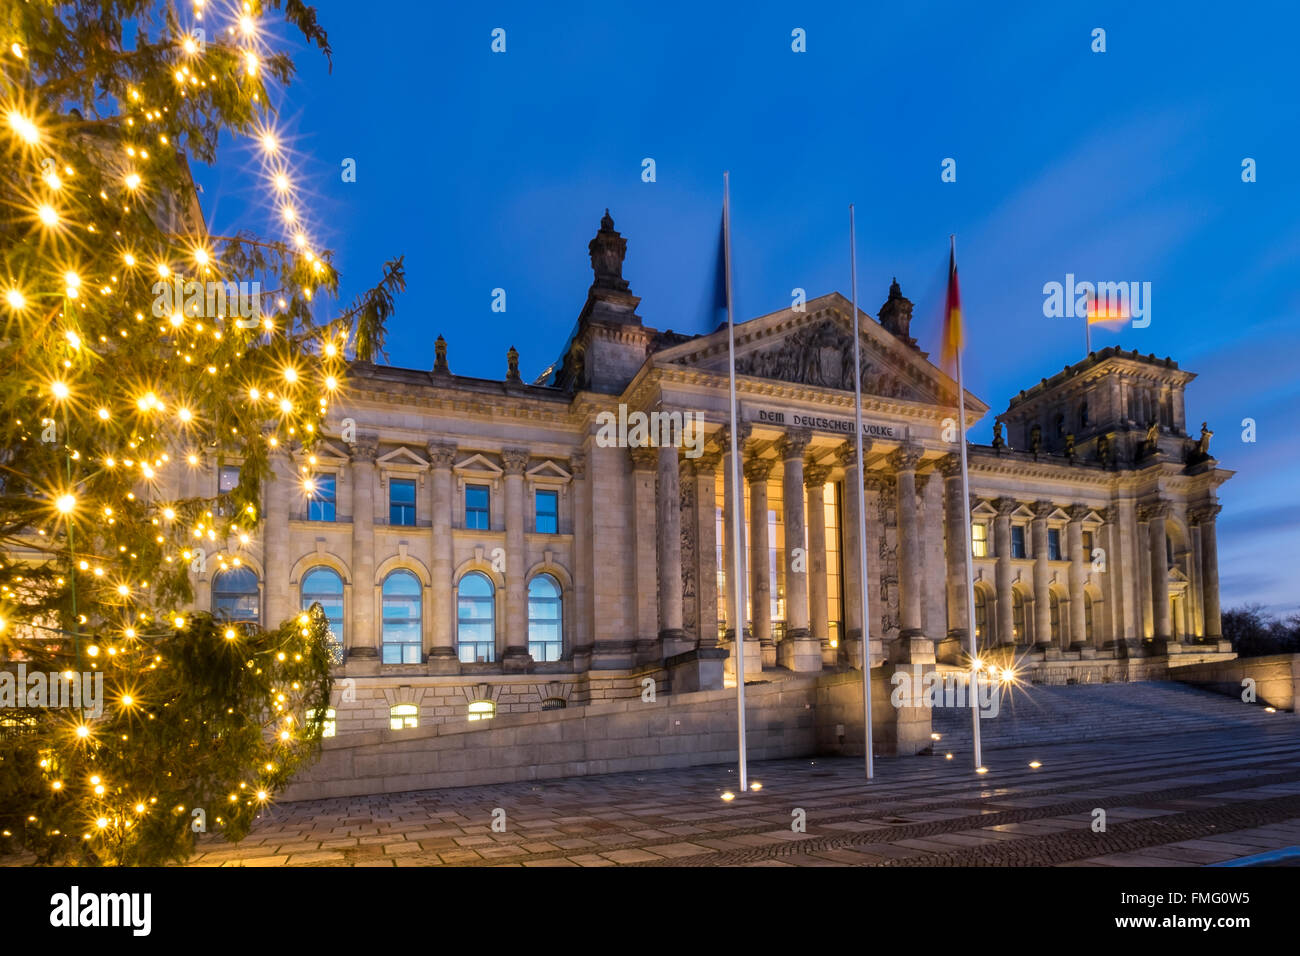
[940,242,963,373]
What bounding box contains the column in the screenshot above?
[889,445,924,638]
[426,441,458,673]
[804,464,832,665]
[656,443,689,657]
[835,441,865,660]
[262,450,294,631]
[777,430,818,671]
[1137,507,1153,640]
[1066,504,1088,650]
[994,497,1016,646]
[346,435,380,661]
[745,455,775,667]
[569,451,592,668]
[691,451,721,650]
[501,447,530,669]
[1146,500,1174,650]
[629,446,659,663]
[720,425,751,644]
[1196,504,1223,641]
[1188,512,1205,638]
[939,454,968,643]
[1031,500,1053,650]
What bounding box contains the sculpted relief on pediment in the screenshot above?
[734,319,926,401]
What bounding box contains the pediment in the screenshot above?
[453,453,503,477]
[377,446,429,469]
[652,294,978,410]
[526,460,571,483]
[303,439,350,464]
[971,501,999,518]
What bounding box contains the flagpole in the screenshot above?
[849,204,874,780]
[951,234,984,772]
[724,171,749,792]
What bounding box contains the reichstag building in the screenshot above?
[194,211,1233,736]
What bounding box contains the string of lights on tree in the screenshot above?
[0,0,399,864]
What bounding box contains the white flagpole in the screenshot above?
[849,204,874,780]
[951,234,984,772]
[724,171,749,792]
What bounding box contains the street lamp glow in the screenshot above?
[55,493,76,514]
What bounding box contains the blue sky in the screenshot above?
[193,0,1298,615]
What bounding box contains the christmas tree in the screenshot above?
[0,0,403,864]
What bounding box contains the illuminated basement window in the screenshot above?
[467,700,496,721]
[307,707,337,738]
[390,703,418,730]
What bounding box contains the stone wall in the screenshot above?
[1169,654,1298,711]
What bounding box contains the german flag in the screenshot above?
[940,239,963,373]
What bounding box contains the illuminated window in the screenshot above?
[308,473,336,522]
[301,567,344,664]
[457,571,495,663]
[1084,592,1095,643]
[307,707,337,738]
[381,570,422,664]
[1049,592,1062,643]
[824,482,842,648]
[467,700,495,721]
[527,574,562,662]
[389,478,416,526]
[971,522,988,558]
[974,588,988,641]
[1082,530,1094,559]
[389,703,418,730]
[212,567,259,624]
[1012,589,1026,642]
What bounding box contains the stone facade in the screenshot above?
[181,212,1234,743]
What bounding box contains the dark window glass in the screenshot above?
[1011,526,1026,559]
[308,474,336,522]
[390,478,416,526]
[218,465,240,494]
[213,567,259,624]
[1048,528,1062,561]
[535,490,558,534]
[458,571,495,662]
[466,485,489,530]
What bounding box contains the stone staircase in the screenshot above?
[929,680,1292,754]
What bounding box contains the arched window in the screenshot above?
[1012,589,1026,643]
[1084,592,1095,643]
[301,567,344,664]
[389,703,418,730]
[457,571,495,663]
[381,570,422,664]
[212,567,259,624]
[1049,592,1062,645]
[973,587,988,643]
[527,574,562,662]
[467,700,495,721]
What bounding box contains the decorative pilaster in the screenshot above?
[994,498,1016,645]
[262,450,294,633]
[501,448,531,670]
[1066,504,1089,650]
[656,443,689,658]
[568,451,592,669]
[347,434,380,661]
[804,463,833,666]
[629,446,660,663]
[1031,500,1053,651]
[426,441,459,673]
[889,445,924,638]
[691,451,722,650]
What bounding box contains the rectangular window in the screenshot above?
[535,489,558,534]
[389,478,416,526]
[825,482,842,649]
[308,474,336,522]
[218,464,240,494]
[1011,525,1027,559]
[465,484,489,530]
[971,522,989,558]
[1048,528,1062,561]
[1082,530,1094,558]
